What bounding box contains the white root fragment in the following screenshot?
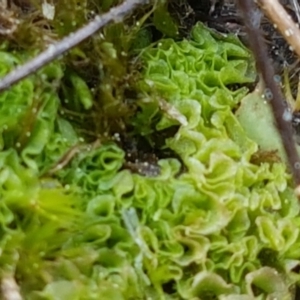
[1,276,23,300]
[42,1,55,20]
[158,98,188,126]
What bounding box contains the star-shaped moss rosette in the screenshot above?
[0,21,299,299]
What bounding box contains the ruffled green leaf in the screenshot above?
[0,21,300,300]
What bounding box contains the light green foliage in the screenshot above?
[0,53,79,176]
[0,21,299,300]
[125,23,298,299]
[236,90,300,163]
[67,73,94,110]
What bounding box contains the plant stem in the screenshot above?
[0,0,149,92]
[237,0,300,188]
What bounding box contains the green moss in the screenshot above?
[0,2,299,299]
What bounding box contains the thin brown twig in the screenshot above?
[0,0,149,92]
[257,0,300,58]
[236,0,300,188]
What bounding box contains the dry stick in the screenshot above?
[236,0,300,188]
[0,0,149,92]
[257,0,300,58]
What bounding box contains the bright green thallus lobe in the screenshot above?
[0,22,299,300]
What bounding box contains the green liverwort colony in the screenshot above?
[0,22,299,299]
